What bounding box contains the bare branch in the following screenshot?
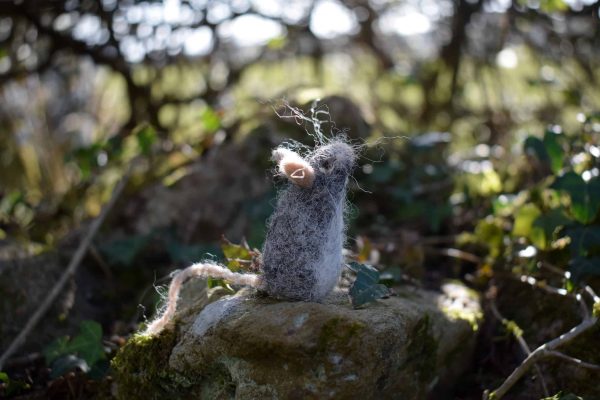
[487,315,598,399]
[489,300,549,397]
[547,351,600,371]
[0,165,132,370]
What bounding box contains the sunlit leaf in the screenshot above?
[492,194,518,216]
[267,36,286,50]
[200,107,221,133]
[475,217,504,258]
[512,204,541,237]
[347,262,390,308]
[539,0,568,12]
[221,236,254,272]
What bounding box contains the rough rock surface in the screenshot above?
[113,282,482,400]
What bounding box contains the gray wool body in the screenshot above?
[145,138,357,335]
[260,140,356,301]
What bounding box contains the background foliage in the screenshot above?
[0,0,599,398]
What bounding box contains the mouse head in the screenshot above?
[272,141,356,190]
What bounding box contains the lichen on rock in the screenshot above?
[112,282,482,399]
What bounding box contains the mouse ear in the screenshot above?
[272,148,315,188]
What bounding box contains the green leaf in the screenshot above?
[221,237,253,272]
[347,262,390,308]
[552,173,600,224]
[49,355,90,379]
[68,321,105,366]
[43,320,105,373]
[524,136,549,163]
[43,336,70,364]
[0,371,29,396]
[492,194,518,216]
[539,0,568,12]
[134,124,157,155]
[99,234,151,266]
[566,225,600,257]
[532,208,571,249]
[543,130,564,174]
[267,36,286,50]
[512,204,542,238]
[569,257,600,283]
[379,266,403,287]
[200,107,221,133]
[474,217,504,258]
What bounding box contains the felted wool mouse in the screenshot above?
[145,137,356,335]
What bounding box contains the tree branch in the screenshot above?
[0,167,131,371]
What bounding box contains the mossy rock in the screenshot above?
[112,282,482,399]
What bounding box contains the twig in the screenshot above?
[518,274,591,319]
[425,247,482,264]
[487,314,598,399]
[0,171,130,370]
[538,261,566,277]
[547,351,600,371]
[584,285,600,304]
[489,300,549,397]
[89,244,114,280]
[519,275,571,298]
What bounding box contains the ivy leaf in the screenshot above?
[524,131,564,174]
[532,208,571,249]
[220,236,261,273]
[552,173,600,224]
[43,337,70,364]
[524,136,549,164]
[347,262,390,308]
[569,257,600,283]
[49,355,90,379]
[43,320,105,374]
[512,204,542,239]
[67,321,105,366]
[565,225,600,257]
[221,236,254,272]
[99,234,151,266]
[543,130,564,174]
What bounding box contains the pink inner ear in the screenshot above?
[280,158,315,188]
